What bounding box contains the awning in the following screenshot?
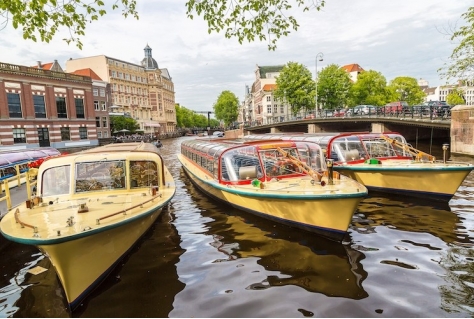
[145,123,161,127]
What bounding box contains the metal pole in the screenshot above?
[315,52,324,118]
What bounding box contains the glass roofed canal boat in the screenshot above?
[178,138,368,242]
[245,132,474,201]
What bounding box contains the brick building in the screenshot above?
[0,61,98,151]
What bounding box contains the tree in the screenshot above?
[348,70,390,106]
[273,62,314,115]
[2,0,325,50]
[317,64,352,110]
[387,76,425,106]
[213,90,239,126]
[439,6,474,82]
[446,88,466,105]
[110,115,139,133]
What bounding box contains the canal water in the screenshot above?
[0,137,473,317]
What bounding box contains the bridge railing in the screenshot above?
[243,105,451,128]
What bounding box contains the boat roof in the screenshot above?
[0,147,61,168]
[79,142,159,154]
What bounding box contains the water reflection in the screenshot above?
[181,170,369,299]
[352,192,468,244]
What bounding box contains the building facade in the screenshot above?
[0,61,98,151]
[66,45,176,135]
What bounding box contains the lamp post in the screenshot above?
[315,52,324,118]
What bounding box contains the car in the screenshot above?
[333,109,346,117]
[213,131,225,137]
[351,105,379,115]
[383,101,409,114]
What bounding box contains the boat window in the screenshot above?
[295,142,325,171]
[75,160,126,192]
[41,165,71,197]
[221,146,263,181]
[332,138,366,162]
[130,160,159,188]
[362,139,397,158]
[260,147,300,177]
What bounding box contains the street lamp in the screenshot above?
[315,52,324,118]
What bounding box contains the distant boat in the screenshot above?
[0,142,176,310]
[178,137,367,241]
[245,132,474,201]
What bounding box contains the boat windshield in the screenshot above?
[41,165,71,197]
[220,146,264,182]
[75,160,126,192]
[330,137,366,162]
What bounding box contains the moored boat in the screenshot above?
[0,142,176,310]
[178,138,368,241]
[246,132,474,200]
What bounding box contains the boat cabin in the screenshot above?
[245,132,413,163]
[180,138,327,184]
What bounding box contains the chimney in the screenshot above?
[37,61,42,68]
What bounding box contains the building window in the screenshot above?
[102,117,107,127]
[96,117,100,127]
[101,101,106,111]
[267,105,272,113]
[280,105,284,113]
[56,96,67,118]
[7,93,22,118]
[97,131,102,138]
[100,88,105,97]
[75,98,85,119]
[266,96,271,102]
[93,88,98,96]
[79,127,87,139]
[33,95,47,118]
[273,105,278,113]
[94,101,99,111]
[12,128,26,144]
[60,127,70,141]
[103,131,108,138]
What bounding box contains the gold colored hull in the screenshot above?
[179,155,366,241]
[335,160,473,200]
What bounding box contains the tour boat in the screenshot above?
[0,142,176,310]
[245,132,474,200]
[178,138,368,241]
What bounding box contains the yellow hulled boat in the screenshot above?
[178,138,367,241]
[0,142,176,310]
[246,132,474,201]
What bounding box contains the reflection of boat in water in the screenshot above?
[178,138,367,241]
[245,132,474,201]
[352,192,466,244]
[0,142,176,310]
[184,183,369,299]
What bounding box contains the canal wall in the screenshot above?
[451,105,474,156]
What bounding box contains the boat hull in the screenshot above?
[39,208,162,309]
[335,162,473,200]
[179,156,365,241]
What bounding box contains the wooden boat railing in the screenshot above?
[96,191,162,225]
[276,147,323,182]
[380,135,436,162]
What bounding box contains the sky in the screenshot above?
[0,0,470,113]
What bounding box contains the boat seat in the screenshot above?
[344,149,360,161]
[239,166,258,180]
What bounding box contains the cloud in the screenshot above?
[0,0,470,111]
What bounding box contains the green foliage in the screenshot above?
[175,104,210,128]
[0,0,139,49]
[213,90,239,126]
[439,6,474,82]
[387,76,425,106]
[317,64,352,109]
[2,0,324,50]
[348,70,390,106]
[446,88,466,105]
[274,61,314,115]
[186,0,324,50]
[109,115,139,133]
